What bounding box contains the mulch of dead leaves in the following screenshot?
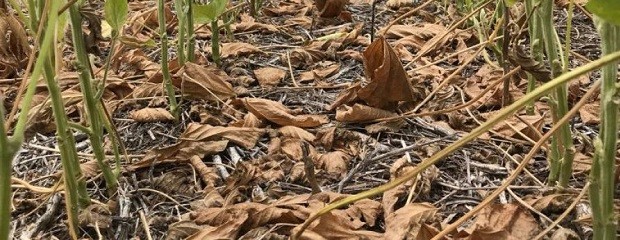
[0,0,615,239]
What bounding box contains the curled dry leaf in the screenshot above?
[279,126,316,142]
[315,0,348,17]
[359,37,415,109]
[220,42,263,58]
[233,21,279,33]
[384,203,439,240]
[240,98,329,128]
[130,140,229,170]
[313,150,352,177]
[253,67,287,88]
[327,82,361,111]
[0,9,30,78]
[115,49,160,78]
[457,204,540,239]
[180,123,265,149]
[131,108,176,123]
[177,62,236,101]
[491,114,545,141]
[335,103,398,123]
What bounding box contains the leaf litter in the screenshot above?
[3,0,614,239]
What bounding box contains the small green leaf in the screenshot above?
[504,0,519,7]
[587,0,620,26]
[105,0,128,32]
[192,0,228,24]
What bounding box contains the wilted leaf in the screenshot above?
[359,37,414,109]
[180,123,265,149]
[0,9,30,78]
[384,203,438,240]
[327,82,361,111]
[221,42,263,58]
[492,114,545,141]
[240,98,329,127]
[130,140,229,170]
[335,103,398,123]
[461,204,540,239]
[292,211,382,239]
[315,0,348,17]
[254,67,286,87]
[279,126,316,142]
[177,62,236,101]
[131,108,176,122]
[313,150,352,177]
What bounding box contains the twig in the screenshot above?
[302,141,321,194]
[285,51,299,87]
[139,210,154,240]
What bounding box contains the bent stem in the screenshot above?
[291,50,620,239]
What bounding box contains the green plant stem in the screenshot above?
[540,0,574,188]
[0,102,18,240]
[175,0,186,65]
[158,0,180,120]
[42,58,85,240]
[525,0,542,115]
[211,20,221,66]
[590,20,619,240]
[186,0,194,62]
[68,3,118,193]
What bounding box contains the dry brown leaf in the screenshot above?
[335,103,398,123]
[254,67,287,87]
[579,102,600,124]
[132,83,164,98]
[313,150,352,177]
[460,204,541,239]
[130,140,229,170]
[116,49,160,78]
[384,24,446,41]
[131,108,175,122]
[287,41,332,67]
[233,21,279,33]
[293,211,382,240]
[177,62,236,101]
[221,42,263,58]
[492,114,545,141]
[524,194,572,213]
[384,203,439,240]
[180,123,265,149]
[0,9,30,78]
[315,0,348,17]
[279,126,316,142]
[240,98,329,127]
[327,82,361,111]
[359,37,415,109]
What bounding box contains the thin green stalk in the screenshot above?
[590,20,619,240]
[42,56,85,240]
[0,100,18,240]
[211,20,221,66]
[175,0,186,65]
[158,0,180,120]
[67,3,118,193]
[540,0,574,188]
[562,0,575,73]
[525,0,542,115]
[186,0,194,62]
